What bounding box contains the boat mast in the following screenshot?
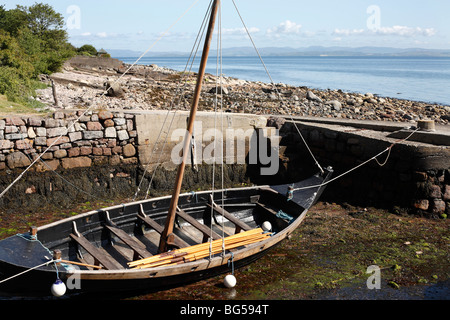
[159,0,221,253]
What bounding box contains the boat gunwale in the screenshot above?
[63,207,307,279]
[35,184,270,233]
[1,173,324,282]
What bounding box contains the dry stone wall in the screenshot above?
[0,110,138,173]
[276,119,450,218]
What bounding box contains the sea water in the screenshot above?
[118,55,450,106]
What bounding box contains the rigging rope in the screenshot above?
[231,0,324,175]
[135,0,214,201]
[209,0,222,259]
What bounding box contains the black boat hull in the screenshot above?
[0,169,332,298]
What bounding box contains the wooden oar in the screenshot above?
[147,233,272,268]
[130,233,270,269]
[131,231,272,269]
[59,259,103,269]
[129,228,266,268]
[129,229,267,268]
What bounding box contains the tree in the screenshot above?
[0,3,76,104]
[0,6,28,36]
[0,30,34,102]
[15,3,75,73]
[17,3,65,39]
[0,29,34,77]
[78,44,98,56]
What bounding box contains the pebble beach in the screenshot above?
[35,57,450,125]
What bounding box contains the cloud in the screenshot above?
[333,26,437,37]
[77,32,113,38]
[333,28,365,36]
[374,26,436,37]
[222,27,260,36]
[267,20,302,37]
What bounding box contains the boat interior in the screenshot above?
[35,186,300,271]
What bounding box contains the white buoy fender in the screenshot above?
[224,274,237,288]
[51,279,66,297]
[261,221,272,232]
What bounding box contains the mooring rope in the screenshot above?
[0,232,62,285]
[0,259,56,285]
[292,127,420,192]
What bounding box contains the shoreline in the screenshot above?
[117,54,450,107]
[31,56,449,125]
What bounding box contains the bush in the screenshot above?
[78,44,97,56]
[0,66,33,102]
[0,3,76,105]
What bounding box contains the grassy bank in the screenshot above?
[0,86,47,115]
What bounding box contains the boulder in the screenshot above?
[83,131,104,139]
[86,121,103,131]
[0,140,13,150]
[123,144,136,157]
[54,149,68,159]
[61,156,92,169]
[98,110,113,120]
[267,117,286,129]
[431,199,446,215]
[326,100,342,111]
[306,91,322,103]
[209,86,228,95]
[6,152,31,169]
[104,81,125,98]
[413,199,429,210]
[105,127,117,138]
[443,185,450,201]
[117,130,129,141]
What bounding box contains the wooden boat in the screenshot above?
[0,172,331,297]
[0,0,333,297]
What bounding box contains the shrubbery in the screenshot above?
[0,3,97,105]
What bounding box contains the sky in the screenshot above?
[3,0,450,53]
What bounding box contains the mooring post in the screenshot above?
[29,226,37,239]
[53,250,62,265]
[417,120,435,132]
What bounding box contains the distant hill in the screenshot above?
[107,46,450,58]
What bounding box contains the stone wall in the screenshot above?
[2,110,448,217]
[277,119,450,218]
[0,110,265,211]
[0,110,138,172]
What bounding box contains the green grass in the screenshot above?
[0,80,49,115]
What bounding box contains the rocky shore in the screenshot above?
[35,56,449,125]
